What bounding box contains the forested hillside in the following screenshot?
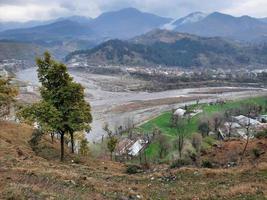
[66,30,267,68]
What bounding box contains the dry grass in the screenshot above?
[1,121,267,199]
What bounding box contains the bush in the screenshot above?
[73,156,82,164]
[252,148,261,158]
[28,129,43,150]
[255,130,267,139]
[202,160,213,168]
[170,159,191,169]
[203,136,216,146]
[198,122,210,137]
[192,133,202,152]
[126,164,142,174]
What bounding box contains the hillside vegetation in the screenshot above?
[0,41,44,61]
[66,30,267,68]
[140,96,267,161]
[2,121,267,199]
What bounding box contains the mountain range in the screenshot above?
[66,29,267,68]
[173,12,267,41]
[2,8,267,43]
[1,7,267,65]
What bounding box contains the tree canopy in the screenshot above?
[19,52,92,160]
[0,76,18,118]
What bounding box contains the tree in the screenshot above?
[0,77,18,118]
[198,121,210,137]
[240,103,260,162]
[103,123,118,160]
[79,138,90,156]
[211,113,224,140]
[157,134,170,159]
[19,52,92,161]
[175,121,188,158]
[170,109,180,128]
[107,136,118,160]
[191,133,202,153]
[224,108,237,138]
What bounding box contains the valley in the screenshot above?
[2,3,267,199]
[16,67,267,142]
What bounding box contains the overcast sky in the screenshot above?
[0,0,267,22]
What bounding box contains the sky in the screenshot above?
[0,0,267,22]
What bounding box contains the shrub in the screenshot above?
[202,160,213,168]
[126,164,142,174]
[203,136,216,146]
[73,156,82,164]
[170,159,191,169]
[192,133,202,153]
[252,148,261,158]
[198,122,210,137]
[255,130,267,139]
[28,129,43,151]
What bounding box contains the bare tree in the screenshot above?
[157,134,170,159]
[211,113,225,140]
[240,103,261,162]
[175,121,187,158]
[170,109,180,128]
[192,133,202,153]
[224,108,238,138]
[240,118,251,162]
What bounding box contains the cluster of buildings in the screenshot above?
[221,114,267,139]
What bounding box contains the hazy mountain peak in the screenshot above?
[162,12,207,30]
[179,12,207,24]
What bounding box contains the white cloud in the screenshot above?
[0,0,266,22]
[222,0,267,17]
[0,3,67,22]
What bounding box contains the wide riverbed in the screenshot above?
[17,67,267,142]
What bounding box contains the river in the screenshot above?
[16,67,267,142]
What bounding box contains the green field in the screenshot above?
[139,96,267,161]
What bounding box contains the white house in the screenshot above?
[174,108,186,117]
[128,139,147,156]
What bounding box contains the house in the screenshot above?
[257,115,267,123]
[233,115,261,127]
[174,108,186,117]
[224,122,241,129]
[115,137,148,157]
[115,138,134,156]
[128,139,148,156]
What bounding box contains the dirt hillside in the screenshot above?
[1,121,267,200]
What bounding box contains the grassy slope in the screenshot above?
[140,96,267,159]
[1,121,267,199]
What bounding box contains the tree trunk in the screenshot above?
[241,126,250,162]
[241,135,249,161]
[110,152,113,161]
[70,131,74,154]
[60,132,65,161]
[50,132,54,143]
